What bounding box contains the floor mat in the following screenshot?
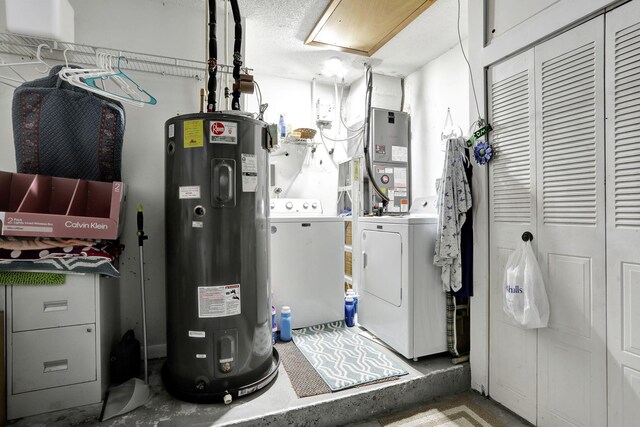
[379,393,509,427]
[276,340,331,398]
[292,321,408,391]
[277,340,401,398]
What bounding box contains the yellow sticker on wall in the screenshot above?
[184,120,204,148]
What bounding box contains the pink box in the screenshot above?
[0,171,125,240]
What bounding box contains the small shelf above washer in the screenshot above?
[282,137,319,147]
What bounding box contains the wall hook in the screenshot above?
[522,231,533,242]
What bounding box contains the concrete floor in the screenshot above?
[4,326,534,427]
[8,334,472,427]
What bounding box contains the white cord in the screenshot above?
[457,0,481,122]
[318,127,363,142]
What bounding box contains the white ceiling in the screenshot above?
[159,0,468,83]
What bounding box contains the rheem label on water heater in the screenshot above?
[209,121,238,144]
[198,284,241,318]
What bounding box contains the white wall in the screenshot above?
[404,43,470,199]
[246,73,349,216]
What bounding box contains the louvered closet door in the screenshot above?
[606,2,640,426]
[487,50,538,425]
[534,16,607,427]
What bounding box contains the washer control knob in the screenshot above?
[312,202,318,209]
[303,202,309,209]
[285,202,293,210]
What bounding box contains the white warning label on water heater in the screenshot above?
[179,185,200,199]
[198,284,241,318]
[209,121,238,144]
[241,153,257,192]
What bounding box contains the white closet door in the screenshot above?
[534,16,607,427]
[606,2,640,426]
[488,50,538,425]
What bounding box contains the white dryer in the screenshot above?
[270,199,344,329]
[358,197,447,360]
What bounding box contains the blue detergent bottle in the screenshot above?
[346,289,358,315]
[344,296,356,327]
[280,306,292,341]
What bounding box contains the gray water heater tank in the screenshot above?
[162,112,278,403]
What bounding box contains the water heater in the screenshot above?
[163,112,278,403]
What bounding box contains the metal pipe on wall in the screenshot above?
[229,0,242,110]
[207,0,217,112]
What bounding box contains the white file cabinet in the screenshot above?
[6,274,119,419]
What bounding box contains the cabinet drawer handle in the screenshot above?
[43,359,68,373]
[43,300,68,312]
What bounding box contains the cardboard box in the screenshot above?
[0,171,125,240]
[345,221,352,246]
[344,252,352,276]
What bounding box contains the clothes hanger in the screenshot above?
[0,44,54,86]
[58,52,147,106]
[83,55,157,105]
[441,108,464,141]
[0,44,53,73]
[60,53,156,106]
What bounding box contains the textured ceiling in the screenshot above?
[156,0,468,83]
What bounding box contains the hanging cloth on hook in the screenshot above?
[434,137,472,292]
[12,65,125,182]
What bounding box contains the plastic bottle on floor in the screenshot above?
[344,296,356,327]
[346,289,358,315]
[280,306,292,341]
[271,305,277,344]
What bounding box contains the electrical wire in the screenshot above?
[253,79,263,116]
[362,64,389,205]
[457,0,481,122]
[318,127,363,142]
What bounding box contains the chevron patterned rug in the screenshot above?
[291,321,408,391]
[379,393,509,427]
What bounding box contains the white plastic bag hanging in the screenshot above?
[502,239,550,329]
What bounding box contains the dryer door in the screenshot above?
[362,230,402,307]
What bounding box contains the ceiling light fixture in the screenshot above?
[323,56,346,77]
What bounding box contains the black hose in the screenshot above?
[207,0,217,112]
[362,65,389,207]
[230,0,242,110]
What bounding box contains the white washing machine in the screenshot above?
[358,197,447,360]
[270,198,344,329]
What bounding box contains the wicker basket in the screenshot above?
[291,128,317,139]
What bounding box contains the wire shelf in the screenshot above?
[0,32,252,80]
[282,137,319,147]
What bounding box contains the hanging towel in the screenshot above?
[434,138,472,292]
